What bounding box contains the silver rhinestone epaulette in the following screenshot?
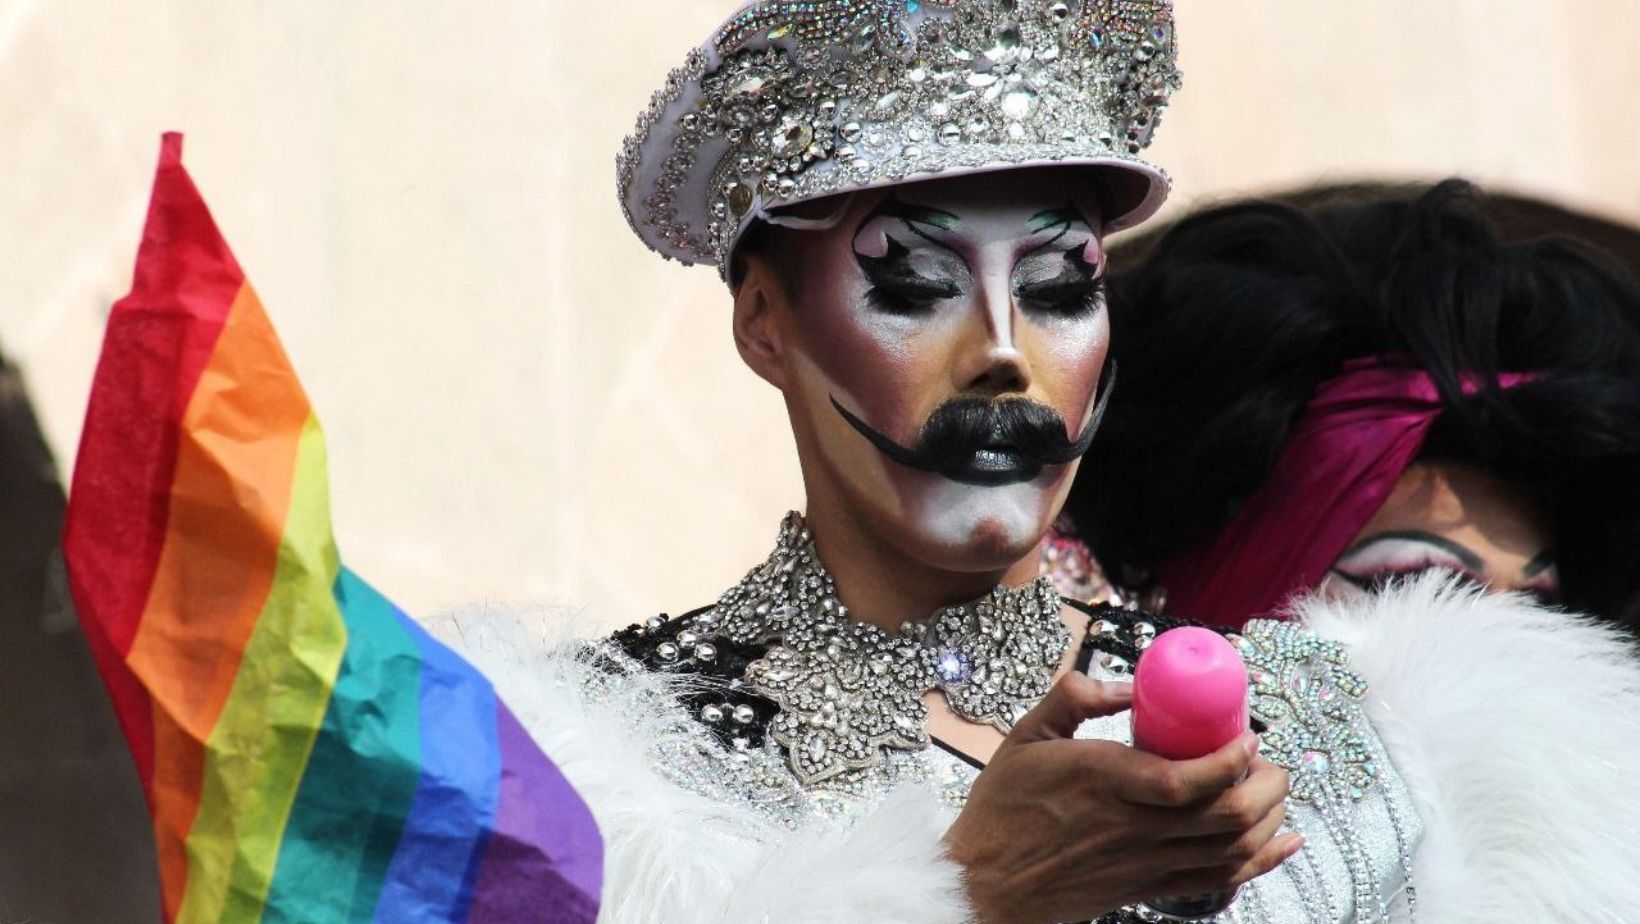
[1230,619,1419,921]
[1233,620,1379,804]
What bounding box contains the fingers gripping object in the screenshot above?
[1131,627,1251,919]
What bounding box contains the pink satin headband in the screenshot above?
[1158,356,1537,628]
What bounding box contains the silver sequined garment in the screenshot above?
[590,639,981,828]
[600,557,1422,922]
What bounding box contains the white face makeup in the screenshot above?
[769,169,1111,573]
[1320,461,1562,606]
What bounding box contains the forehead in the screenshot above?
[887,168,1103,220]
[742,168,1108,284]
[1366,460,1551,554]
[801,167,1106,240]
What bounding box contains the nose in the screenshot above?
[954,279,1032,395]
[967,345,1030,393]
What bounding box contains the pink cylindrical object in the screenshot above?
[1131,627,1249,760]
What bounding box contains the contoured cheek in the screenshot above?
[1018,227,1109,431]
[791,215,964,443]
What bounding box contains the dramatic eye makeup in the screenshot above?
[1327,530,1561,605]
[854,199,967,316]
[1329,530,1487,594]
[850,197,1103,318]
[1516,551,1562,604]
[1012,209,1105,318]
[855,237,963,315]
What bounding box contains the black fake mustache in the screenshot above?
[831,361,1116,483]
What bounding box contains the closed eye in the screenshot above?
[857,237,962,315]
[870,272,962,300]
[1329,563,1488,596]
[1016,277,1104,317]
[1015,247,1104,318]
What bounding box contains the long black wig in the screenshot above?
[1065,180,1640,625]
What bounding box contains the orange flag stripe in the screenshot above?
[124,280,313,916]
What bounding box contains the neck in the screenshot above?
[800,498,1044,633]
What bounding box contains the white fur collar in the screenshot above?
[1294,574,1640,922]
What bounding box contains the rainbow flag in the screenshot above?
[63,134,602,923]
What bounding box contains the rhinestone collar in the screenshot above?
[700,512,1070,784]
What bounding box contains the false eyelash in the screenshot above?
[1331,565,1487,596]
[873,273,961,299]
[1017,280,1087,302]
[864,286,933,316]
[1327,569,1374,592]
[1018,279,1105,318]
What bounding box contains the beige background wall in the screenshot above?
[6,0,1639,630]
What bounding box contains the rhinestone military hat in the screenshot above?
[617,0,1182,281]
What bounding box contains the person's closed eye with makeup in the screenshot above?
[1322,461,1562,607]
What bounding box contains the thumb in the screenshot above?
[1007,673,1132,746]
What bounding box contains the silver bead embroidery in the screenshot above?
[616,0,1182,276]
[710,512,1069,784]
[1235,619,1418,923]
[589,640,982,828]
[1235,620,1378,804]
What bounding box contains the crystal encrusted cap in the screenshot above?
[617,0,1182,280]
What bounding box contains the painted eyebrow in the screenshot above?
[854,198,1095,267]
[854,196,964,263]
[1522,550,1558,578]
[868,196,961,231]
[1026,208,1085,233]
[1337,530,1488,573]
[1021,206,1097,259]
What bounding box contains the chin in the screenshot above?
[899,478,1055,573]
[917,520,1040,573]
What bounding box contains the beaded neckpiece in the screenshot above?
[699,512,1069,784]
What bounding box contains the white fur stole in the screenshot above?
[1297,575,1640,922]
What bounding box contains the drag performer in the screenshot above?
[446,4,1640,922]
[1065,181,1640,627]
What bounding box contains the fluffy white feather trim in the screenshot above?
[1292,574,1640,923]
[427,607,971,924]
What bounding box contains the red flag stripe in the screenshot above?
[62,133,246,797]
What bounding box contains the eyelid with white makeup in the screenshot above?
[854,235,964,315]
[1328,534,1485,594]
[1333,531,1486,573]
[1330,531,1563,604]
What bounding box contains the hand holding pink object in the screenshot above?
[945,669,1298,924]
